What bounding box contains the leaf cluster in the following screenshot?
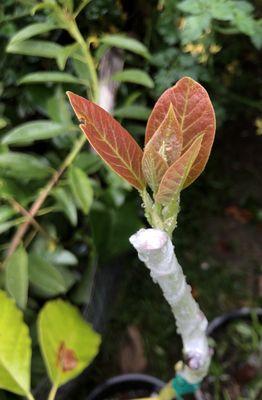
[68,76,216,236]
[0,290,101,399]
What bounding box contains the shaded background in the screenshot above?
[0,0,261,399]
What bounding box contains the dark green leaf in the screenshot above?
[72,57,91,84]
[19,72,83,85]
[46,249,78,266]
[112,69,154,88]
[114,105,151,120]
[74,152,102,174]
[2,121,66,146]
[5,246,28,309]
[56,43,79,70]
[53,187,78,226]
[68,166,94,215]
[56,266,79,291]
[9,22,57,45]
[28,254,67,296]
[46,87,72,125]
[0,153,50,180]
[6,40,63,59]
[0,206,15,223]
[101,34,151,59]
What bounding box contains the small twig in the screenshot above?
[7,198,55,244]
[5,135,85,260]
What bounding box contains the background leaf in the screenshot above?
[113,105,151,120]
[52,188,78,226]
[112,69,154,88]
[19,72,83,85]
[46,86,72,127]
[6,40,63,59]
[0,290,31,396]
[2,120,67,146]
[0,152,51,180]
[68,166,94,214]
[5,246,28,310]
[29,253,67,297]
[9,22,57,44]
[38,299,101,387]
[100,34,150,59]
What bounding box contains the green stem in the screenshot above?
[26,393,36,400]
[158,381,176,400]
[4,134,86,261]
[73,0,91,18]
[48,382,59,400]
[68,20,98,101]
[140,189,165,230]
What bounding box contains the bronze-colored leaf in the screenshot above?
[156,135,203,205]
[142,145,168,192]
[145,77,215,187]
[146,103,182,165]
[67,91,145,190]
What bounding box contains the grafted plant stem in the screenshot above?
[130,228,211,385]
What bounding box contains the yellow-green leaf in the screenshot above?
[156,135,204,205]
[38,300,101,387]
[0,290,31,396]
[142,146,168,192]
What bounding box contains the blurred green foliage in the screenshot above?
[0,0,261,397]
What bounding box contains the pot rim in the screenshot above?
[207,306,262,336]
[86,373,164,400]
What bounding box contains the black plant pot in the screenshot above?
[203,307,262,400]
[207,306,262,336]
[85,373,164,400]
[85,308,262,400]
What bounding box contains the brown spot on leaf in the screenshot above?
[57,342,78,372]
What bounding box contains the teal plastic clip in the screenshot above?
[171,374,199,400]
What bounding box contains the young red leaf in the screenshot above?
[145,77,215,187]
[156,135,203,205]
[146,103,183,166]
[142,145,168,192]
[67,91,145,190]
